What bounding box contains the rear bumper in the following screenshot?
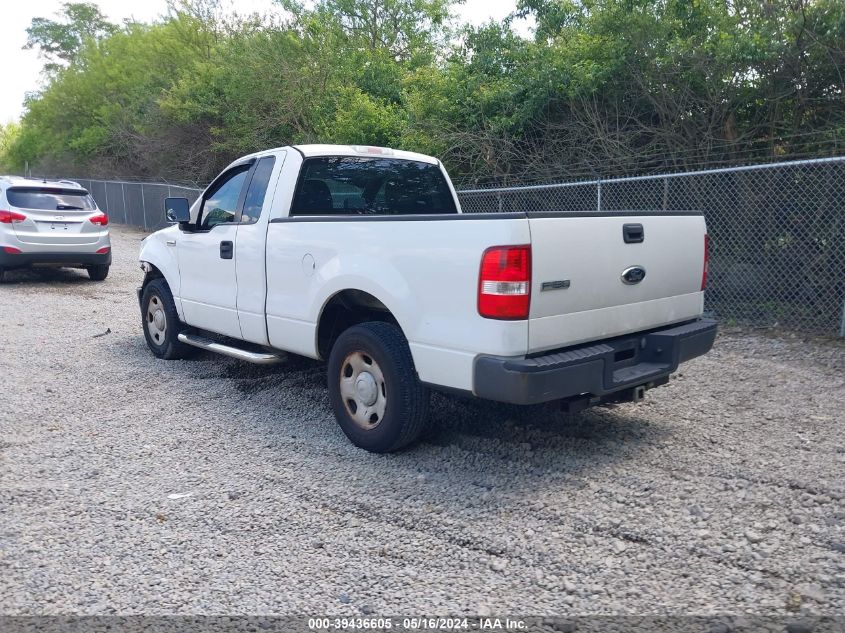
[473,318,717,405]
[0,250,112,269]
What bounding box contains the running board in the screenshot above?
[177,333,286,365]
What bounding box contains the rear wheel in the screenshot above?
[87,264,109,281]
[327,322,430,453]
[141,278,194,360]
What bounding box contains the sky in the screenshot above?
[0,0,530,124]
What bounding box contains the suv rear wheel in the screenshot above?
[327,321,430,453]
[87,264,109,281]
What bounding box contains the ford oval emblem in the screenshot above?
[621,266,647,285]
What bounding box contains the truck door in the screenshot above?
[177,164,251,338]
[233,153,283,344]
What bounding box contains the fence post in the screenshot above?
[167,186,173,230]
[497,192,503,213]
[140,185,147,231]
[662,177,669,210]
[840,298,845,338]
[121,183,126,225]
[597,180,602,212]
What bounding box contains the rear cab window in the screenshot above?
[6,187,96,211]
[290,157,457,216]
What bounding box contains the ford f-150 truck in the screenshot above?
[138,144,716,452]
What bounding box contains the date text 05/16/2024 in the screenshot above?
[307,617,528,630]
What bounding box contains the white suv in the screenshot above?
[0,176,112,282]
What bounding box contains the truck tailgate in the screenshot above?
[528,212,706,353]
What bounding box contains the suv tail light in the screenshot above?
[0,210,26,223]
[89,213,109,226]
[478,245,531,320]
[701,234,709,291]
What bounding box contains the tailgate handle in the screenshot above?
[623,223,644,244]
[220,240,234,259]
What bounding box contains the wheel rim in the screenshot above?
[340,351,387,429]
[146,294,167,346]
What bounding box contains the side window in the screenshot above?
[200,168,249,229]
[240,156,276,224]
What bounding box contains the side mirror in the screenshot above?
[164,197,191,224]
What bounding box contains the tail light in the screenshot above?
[478,245,532,320]
[701,234,709,291]
[96,247,110,254]
[0,210,26,223]
[89,213,109,226]
[3,246,22,254]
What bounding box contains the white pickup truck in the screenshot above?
[138,144,716,452]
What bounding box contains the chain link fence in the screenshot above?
[74,156,845,337]
[72,179,203,233]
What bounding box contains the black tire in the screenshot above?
[0,268,6,283]
[87,264,110,281]
[140,278,194,360]
[327,321,430,453]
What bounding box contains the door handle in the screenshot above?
[220,240,234,259]
[166,240,176,246]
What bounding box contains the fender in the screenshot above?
[311,259,420,350]
[314,283,409,348]
[138,226,183,319]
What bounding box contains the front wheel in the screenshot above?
[87,264,109,281]
[140,278,194,360]
[327,321,430,453]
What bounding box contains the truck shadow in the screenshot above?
[424,390,670,456]
[193,353,666,455]
[114,338,668,483]
[214,353,667,467]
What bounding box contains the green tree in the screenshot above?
[24,2,117,69]
[4,0,843,183]
[0,122,21,172]
[284,0,455,60]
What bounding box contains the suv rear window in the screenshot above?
[6,187,96,211]
[291,157,457,216]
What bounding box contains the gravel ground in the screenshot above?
[1,225,844,617]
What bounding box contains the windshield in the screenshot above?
[6,187,97,211]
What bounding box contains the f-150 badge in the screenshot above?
[541,280,570,291]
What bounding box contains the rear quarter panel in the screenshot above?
[264,216,531,391]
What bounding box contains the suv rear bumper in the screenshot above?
[0,250,112,269]
[473,318,717,405]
